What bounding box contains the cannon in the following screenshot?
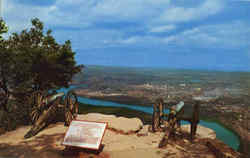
[24,90,79,139]
[152,99,200,147]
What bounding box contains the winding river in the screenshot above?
[59,85,240,150]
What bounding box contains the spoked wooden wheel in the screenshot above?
[29,91,46,124]
[152,103,160,132]
[29,91,45,108]
[152,98,164,132]
[64,91,78,126]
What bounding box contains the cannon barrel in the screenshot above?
[44,92,64,105]
[175,101,184,112]
[170,101,185,115]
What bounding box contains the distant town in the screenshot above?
[73,65,250,156]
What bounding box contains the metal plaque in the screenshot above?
[62,120,107,150]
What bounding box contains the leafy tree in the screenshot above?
[0,19,11,112]
[9,18,83,93]
[1,18,83,112]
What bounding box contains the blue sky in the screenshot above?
[1,0,250,71]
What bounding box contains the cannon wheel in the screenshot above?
[64,91,79,126]
[29,90,46,124]
[152,99,164,132]
[29,91,45,108]
[152,103,160,132]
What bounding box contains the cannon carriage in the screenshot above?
[152,98,200,147]
[24,90,79,139]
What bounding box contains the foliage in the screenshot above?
[7,18,83,96]
[0,19,8,41]
[0,18,83,114]
[0,19,11,112]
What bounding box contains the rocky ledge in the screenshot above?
[0,113,240,158]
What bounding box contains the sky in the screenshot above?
[1,0,250,71]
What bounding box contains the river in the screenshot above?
[59,85,240,150]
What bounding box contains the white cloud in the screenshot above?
[163,21,250,48]
[118,37,139,44]
[150,25,176,33]
[4,0,246,51]
[3,0,93,35]
[52,28,125,49]
[3,0,59,33]
[158,0,224,23]
[98,35,166,48]
[51,20,250,51]
[91,0,171,21]
[163,36,177,44]
[3,0,225,35]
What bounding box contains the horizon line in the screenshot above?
[82,64,250,73]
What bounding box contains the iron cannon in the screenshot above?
[24,90,78,139]
[152,98,200,147]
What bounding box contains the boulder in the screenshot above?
[77,113,143,134]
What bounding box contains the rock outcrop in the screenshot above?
[77,113,143,134]
[0,113,240,158]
